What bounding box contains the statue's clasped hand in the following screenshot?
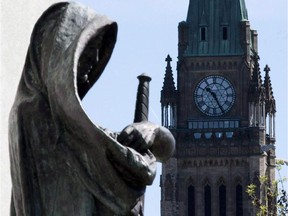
[118,121,175,163]
[106,121,175,187]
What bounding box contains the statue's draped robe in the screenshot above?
[9,2,156,215]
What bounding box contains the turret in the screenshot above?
[161,55,177,128]
[264,65,276,143]
[248,51,266,128]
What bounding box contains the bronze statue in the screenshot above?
[9,2,174,215]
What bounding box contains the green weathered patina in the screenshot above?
[179,0,249,57]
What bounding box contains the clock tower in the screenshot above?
[160,0,276,216]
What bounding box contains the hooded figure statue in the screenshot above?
[9,2,175,216]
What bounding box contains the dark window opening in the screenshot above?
[201,27,207,41]
[204,185,211,216]
[188,185,195,216]
[236,184,243,216]
[219,184,226,216]
[222,27,228,40]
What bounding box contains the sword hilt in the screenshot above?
[134,73,152,123]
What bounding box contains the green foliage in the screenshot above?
[246,160,288,216]
[276,160,288,216]
[277,189,288,215]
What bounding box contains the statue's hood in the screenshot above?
[27,1,117,100]
[17,1,119,149]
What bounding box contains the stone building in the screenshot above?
[160,0,276,215]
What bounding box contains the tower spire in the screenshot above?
[249,51,264,100]
[248,51,266,127]
[161,54,177,128]
[161,54,176,98]
[264,65,276,113]
[264,65,276,143]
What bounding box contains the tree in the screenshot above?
[246,160,288,216]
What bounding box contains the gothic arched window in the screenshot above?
[222,27,228,40]
[200,27,207,41]
[204,184,211,216]
[188,185,195,216]
[219,184,226,216]
[236,184,243,216]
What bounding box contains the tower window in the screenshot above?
[215,132,223,138]
[219,184,226,216]
[194,133,201,139]
[188,185,195,216]
[222,27,228,40]
[204,185,211,216]
[225,132,234,138]
[204,132,212,139]
[236,184,243,216]
[200,27,207,41]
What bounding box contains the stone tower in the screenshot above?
[160,0,276,215]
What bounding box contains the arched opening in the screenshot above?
[222,27,228,40]
[204,184,211,216]
[236,184,243,216]
[188,185,195,216]
[219,184,226,216]
[201,27,207,41]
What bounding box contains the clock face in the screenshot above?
[194,75,235,116]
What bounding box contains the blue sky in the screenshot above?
[79,0,287,215]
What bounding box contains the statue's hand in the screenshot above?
[117,122,158,153]
[106,122,158,186]
[118,122,175,162]
[107,121,174,187]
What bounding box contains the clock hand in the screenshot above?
[205,88,224,113]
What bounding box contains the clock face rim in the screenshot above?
[194,75,236,116]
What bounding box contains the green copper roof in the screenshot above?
[180,0,249,57]
[239,0,248,20]
[186,0,248,24]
